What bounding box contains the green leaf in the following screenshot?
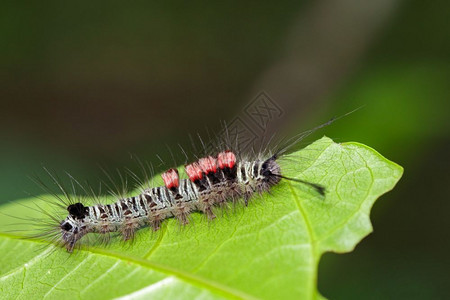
[0,137,403,299]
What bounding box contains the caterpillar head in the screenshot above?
[59,202,88,252]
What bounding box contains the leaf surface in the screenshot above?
[0,137,403,299]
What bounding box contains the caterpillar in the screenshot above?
[25,115,349,253]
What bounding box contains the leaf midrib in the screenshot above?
[287,182,317,300]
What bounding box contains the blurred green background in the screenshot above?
[1,1,449,299]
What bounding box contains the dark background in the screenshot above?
[1,1,449,299]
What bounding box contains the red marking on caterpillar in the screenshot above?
[185,162,203,182]
[161,168,179,190]
[198,156,217,174]
[14,110,361,253]
[217,150,236,169]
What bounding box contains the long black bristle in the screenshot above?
[273,174,325,196]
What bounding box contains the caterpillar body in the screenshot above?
[60,151,322,252]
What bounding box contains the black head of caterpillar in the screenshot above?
[59,203,89,252]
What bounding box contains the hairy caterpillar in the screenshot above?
[24,115,349,253]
